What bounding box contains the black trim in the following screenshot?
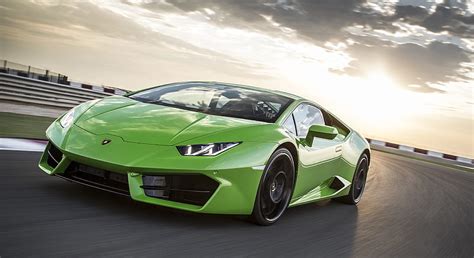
[58,162,130,196]
[291,113,298,136]
[55,174,130,197]
[141,186,212,194]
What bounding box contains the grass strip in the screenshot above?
[0,112,56,140]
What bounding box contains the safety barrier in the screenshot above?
[0,73,126,109]
[367,138,473,166]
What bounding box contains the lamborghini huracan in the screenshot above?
[39,82,370,225]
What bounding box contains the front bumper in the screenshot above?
[39,124,270,215]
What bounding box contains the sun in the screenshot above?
[363,71,407,113]
[344,71,413,130]
[366,72,397,90]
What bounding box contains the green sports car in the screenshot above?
[39,82,370,225]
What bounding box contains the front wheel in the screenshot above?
[251,148,295,226]
[335,153,369,205]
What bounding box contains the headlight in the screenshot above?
[59,109,74,128]
[177,142,240,156]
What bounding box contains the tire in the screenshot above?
[251,148,295,226]
[335,153,369,205]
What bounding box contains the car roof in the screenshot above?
[173,81,306,101]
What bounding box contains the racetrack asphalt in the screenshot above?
[0,150,473,257]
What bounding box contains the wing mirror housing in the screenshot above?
[305,124,338,145]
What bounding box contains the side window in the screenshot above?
[293,104,325,137]
[282,114,296,135]
[322,110,350,137]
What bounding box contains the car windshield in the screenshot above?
[128,83,293,123]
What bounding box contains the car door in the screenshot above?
[283,103,343,199]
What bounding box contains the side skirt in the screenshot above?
[288,176,351,207]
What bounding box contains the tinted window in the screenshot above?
[322,111,350,137]
[282,114,296,135]
[128,83,293,123]
[293,104,325,137]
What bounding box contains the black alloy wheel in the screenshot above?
[251,148,295,226]
[336,153,369,204]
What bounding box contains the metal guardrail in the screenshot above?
[0,73,120,109]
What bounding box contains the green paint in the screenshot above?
[39,84,370,216]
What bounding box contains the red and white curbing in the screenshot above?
[366,138,473,165]
[1,138,472,166]
[68,81,128,95]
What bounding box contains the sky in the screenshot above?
[0,0,473,158]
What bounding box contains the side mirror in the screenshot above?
[305,124,338,145]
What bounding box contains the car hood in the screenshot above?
[75,96,266,145]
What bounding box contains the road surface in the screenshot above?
[1,150,473,257]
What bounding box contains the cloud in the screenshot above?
[2,0,473,92]
[156,0,474,39]
[141,0,391,42]
[2,1,289,90]
[0,1,166,44]
[127,0,473,91]
[337,41,471,92]
[395,2,474,38]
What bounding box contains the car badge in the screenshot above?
[101,139,112,145]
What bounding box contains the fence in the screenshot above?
[0,60,127,95]
[1,60,68,84]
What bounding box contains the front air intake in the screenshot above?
[56,162,130,196]
[46,143,63,168]
[141,174,219,206]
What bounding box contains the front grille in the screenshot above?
[58,162,130,196]
[47,143,63,168]
[142,174,219,206]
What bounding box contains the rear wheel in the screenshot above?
[336,153,369,205]
[251,148,295,226]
